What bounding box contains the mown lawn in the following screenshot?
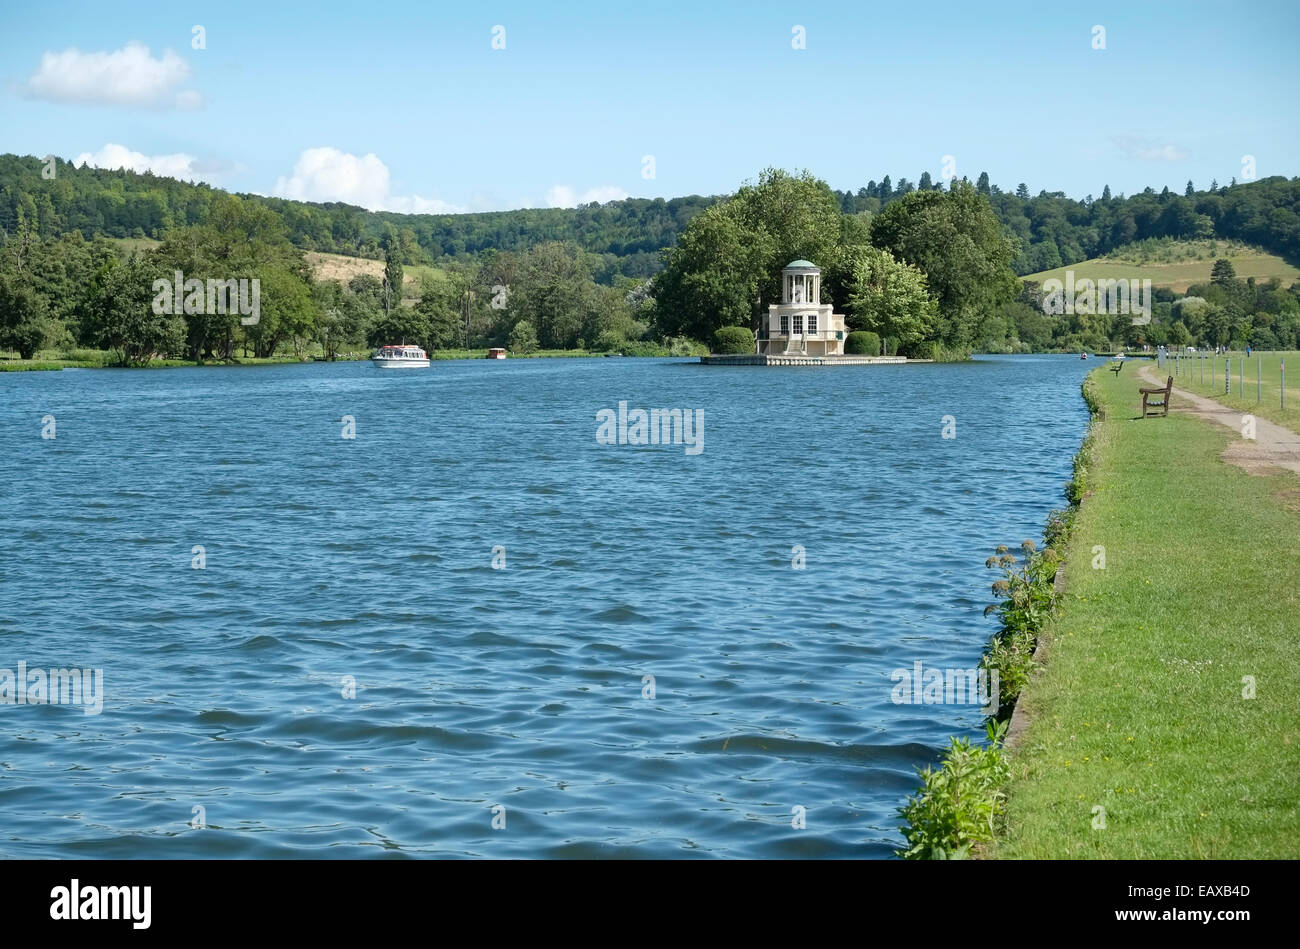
[1159,349,1299,430]
[994,366,1300,858]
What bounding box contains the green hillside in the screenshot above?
[6,155,1300,286]
[1023,239,1299,293]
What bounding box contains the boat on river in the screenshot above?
[372,345,430,369]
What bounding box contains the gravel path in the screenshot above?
[1137,362,1300,476]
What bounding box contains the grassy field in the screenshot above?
[108,236,162,254]
[304,251,445,294]
[0,348,335,371]
[1157,349,1299,430]
[993,367,1300,858]
[105,240,444,296]
[1024,240,1299,293]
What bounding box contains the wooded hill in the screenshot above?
[3,154,1297,282]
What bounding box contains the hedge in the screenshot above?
[845,331,882,356]
[713,326,755,354]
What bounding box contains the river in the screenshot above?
[0,354,1093,857]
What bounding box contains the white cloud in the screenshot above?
[273,148,391,208]
[25,42,200,108]
[272,148,632,214]
[382,194,465,215]
[544,184,629,208]
[73,143,203,180]
[1111,135,1189,162]
[272,147,464,213]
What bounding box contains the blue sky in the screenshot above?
[3,0,1297,212]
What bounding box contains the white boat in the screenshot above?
[486,347,507,360]
[372,344,430,369]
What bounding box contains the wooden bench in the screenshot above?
[1140,375,1173,417]
[1109,358,1126,375]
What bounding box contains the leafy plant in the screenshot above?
[712,325,754,354]
[980,542,1061,712]
[844,330,881,355]
[897,720,1011,859]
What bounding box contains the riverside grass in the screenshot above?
[1163,349,1299,430]
[0,346,697,370]
[0,350,319,371]
[993,366,1300,858]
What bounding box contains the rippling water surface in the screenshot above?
[0,354,1092,857]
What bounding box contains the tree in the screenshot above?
[339,287,377,348]
[653,168,840,341]
[1210,258,1237,286]
[1185,180,1195,197]
[976,172,990,196]
[1168,321,1192,348]
[313,281,347,361]
[508,319,538,354]
[1015,183,1030,200]
[381,228,403,318]
[512,242,594,349]
[84,253,184,365]
[729,168,842,310]
[846,247,936,350]
[653,201,771,341]
[1006,301,1051,350]
[868,182,1020,347]
[820,213,874,311]
[0,268,52,359]
[146,192,310,360]
[247,265,317,357]
[415,274,468,351]
[348,274,384,308]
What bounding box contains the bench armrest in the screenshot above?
[1138,386,1168,393]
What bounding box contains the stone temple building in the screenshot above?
[757,260,849,356]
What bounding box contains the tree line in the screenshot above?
[832,173,1300,277]
[0,154,714,283]
[652,169,1300,356]
[3,156,1298,362]
[4,153,1298,285]
[0,191,674,362]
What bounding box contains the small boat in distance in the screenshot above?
[372,344,430,369]
[1080,352,1089,360]
[486,347,507,360]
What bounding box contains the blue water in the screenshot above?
[0,354,1092,858]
